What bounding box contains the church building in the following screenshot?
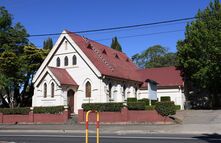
[32,30,185,114]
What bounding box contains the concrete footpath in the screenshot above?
[1,110,221,135]
[0,123,221,135]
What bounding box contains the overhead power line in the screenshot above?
[28,17,196,37]
[94,29,185,42]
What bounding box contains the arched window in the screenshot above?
[56,57,60,67]
[51,82,54,98]
[123,85,126,96]
[85,81,91,98]
[64,56,68,66]
[44,83,47,98]
[135,87,138,98]
[72,55,77,65]
[109,83,112,99]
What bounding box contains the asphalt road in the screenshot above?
[0,132,220,143]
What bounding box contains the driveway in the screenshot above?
[175,110,221,124]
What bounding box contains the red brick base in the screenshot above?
[78,108,173,123]
[0,111,68,124]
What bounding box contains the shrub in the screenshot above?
[151,100,158,105]
[0,107,30,115]
[155,101,176,116]
[138,98,149,105]
[127,102,146,110]
[127,98,137,103]
[33,106,64,114]
[175,105,181,110]
[160,96,171,102]
[82,103,123,112]
[145,105,155,110]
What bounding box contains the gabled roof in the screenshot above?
[66,30,142,82]
[138,66,183,88]
[48,67,78,86]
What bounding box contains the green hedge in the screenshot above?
[0,107,30,115]
[138,98,149,105]
[145,105,155,110]
[155,101,176,116]
[33,106,64,114]
[160,96,171,102]
[127,102,146,110]
[82,103,124,112]
[138,98,158,106]
[175,105,181,110]
[127,98,137,103]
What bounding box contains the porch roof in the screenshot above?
[48,66,78,86]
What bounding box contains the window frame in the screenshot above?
[64,56,68,66]
[51,82,55,98]
[56,57,60,67]
[85,81,91,98]
[72,55,77,65]
[44,83,47,98]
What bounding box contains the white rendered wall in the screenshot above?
[137,87,185,110]
[103,79,138,103]
[32,73,64,107]
[137,89,149,100]
[157,88,185,110]
[33,38,105,114]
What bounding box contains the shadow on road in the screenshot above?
[193,133,221,143]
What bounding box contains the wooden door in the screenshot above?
[67,90,75,116]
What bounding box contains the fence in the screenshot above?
[0,110,68,124]
[78,108,172,123]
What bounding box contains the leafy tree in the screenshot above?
[43,37,53,50]
[132,45,177,68]
[0,6,29,108]
[19,45,48,107]
[110,37,122,52]
[177,0,221,108]
[0,7,48,108]
[0,73,12,107]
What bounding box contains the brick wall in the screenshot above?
[78,108,172,123]
[0,111,68,124]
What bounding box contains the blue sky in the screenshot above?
[0,0,213,57]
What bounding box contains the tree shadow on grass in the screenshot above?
[193,133,221,143]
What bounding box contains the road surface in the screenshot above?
[0,132,220,143]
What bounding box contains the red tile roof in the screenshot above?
[67,30,142,82]
[48,67,78,86]
[138,66,183,87]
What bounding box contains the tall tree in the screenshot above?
[177,0,221,108]
[0,6,29,108]
[43,37,53,50]
[132,45,177,68]
[111,37,122,52]
[19,45,47,107]
[0,7,47,107]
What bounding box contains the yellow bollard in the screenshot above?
[85,110,91,143]
[96,111,100,143]
[85,110,100,143]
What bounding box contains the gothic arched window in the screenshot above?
[85,81,91,98]
[56,57,60,67]
[51,82,54,98]
[72,55,77,65]
[44,83,47,98]
[64,56,68,66]
[109,83,112,99]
